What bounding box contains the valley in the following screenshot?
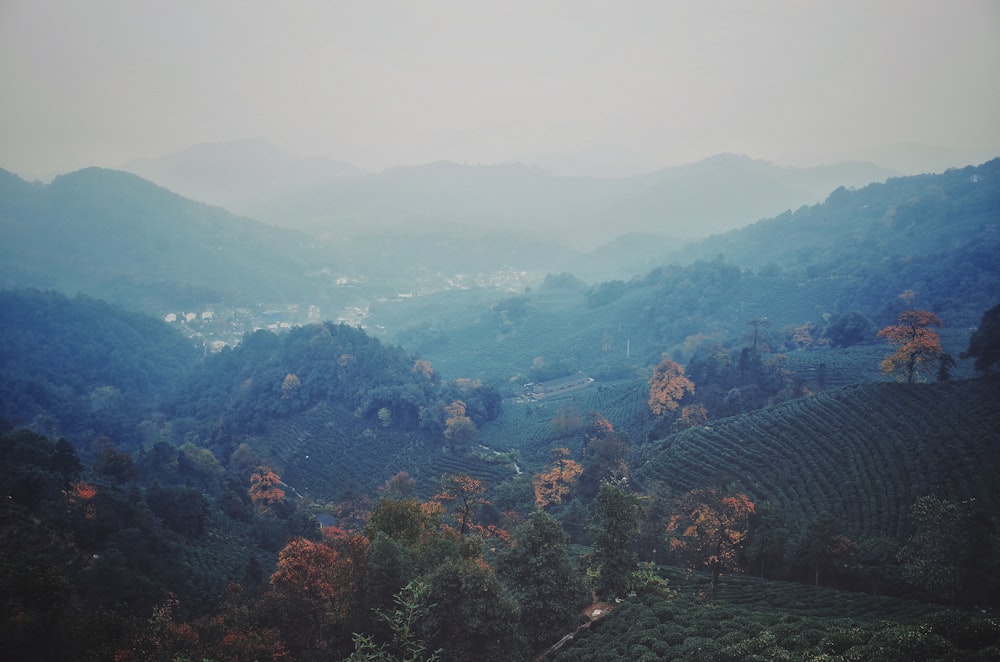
[1,157,999,660]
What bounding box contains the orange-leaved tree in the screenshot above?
[531,448,583,509]
[877,309,943,383]
[648,355,695,415]
[266,536,366,653]
[434,474,488,536]
[412,359,435,380]
[666,487,755,600]
[249,466,286,515]
[65,480,98,520]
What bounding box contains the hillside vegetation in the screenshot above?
[634,380,1000,543]
[1,159,999,660]
[0,167,343,311]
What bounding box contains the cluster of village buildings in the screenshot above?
[159,267,536,352]
[162,303,361,352]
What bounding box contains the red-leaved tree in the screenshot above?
[878,310,943,383]
[667,487,755,600]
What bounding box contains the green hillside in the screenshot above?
[0,167,343,312]
[552,572,999,661]
[1,160,999,659]
[633,380,1000,543]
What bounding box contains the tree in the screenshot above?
[530,448,583,510]
[248,465,286,515]
[744,500,790,580]
[677,404,709,430]
[419,558,524,662]
[348,579,441,662]
[266,536,365,654]
[878,310,943,383]
[442,400,477,452]
[745,318,771,379]
[591,480,642,599]
[379,471,417,499]
[434,474,488,536]
[578,414,629,500]
[365,497,439,548]
[497,511,588,650]
[799,512,857,587]
[823,311,874,348]
[412,359,435,381]
[666,487,755,600]
[648,355,695,415]
[93,440,137,484]
[962,303,1000,376]
[937,353,957,382]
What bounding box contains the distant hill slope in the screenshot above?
[370,159,998,384]
[0,166,341,312]
[243,154,897,250]
[123,140,364,209]
[632,380,1000,542]
[687,158,1000,269]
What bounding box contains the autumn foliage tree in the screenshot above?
[877,310,943,383]
[666,487,755,600]
[266,536,367,655]
[648,355,695,415]
[248,465,286,515]
[434,474,488,536]
[530,448,583,509]
[412,359,435,380]
[443,400,477,451]
[118,586,289,662]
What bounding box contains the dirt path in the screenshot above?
[535,601,614,660]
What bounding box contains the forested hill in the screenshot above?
[0,167,335,311]
[633,379,1000,543]
[0,289,505,497]
[371,159,999,390]
[0,289,196,442]
[684,157,1000,275]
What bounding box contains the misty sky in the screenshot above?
[2,0,999,179]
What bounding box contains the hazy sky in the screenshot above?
[2,0,999,178]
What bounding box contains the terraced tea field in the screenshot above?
[633,379,1000,541]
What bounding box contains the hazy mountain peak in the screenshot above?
[122,140,365,209]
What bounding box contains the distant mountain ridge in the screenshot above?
[240,152,899,250]
[0,166,342,312]
[2,155,996,332]
[117,141,899,250]
[123,139,364,208]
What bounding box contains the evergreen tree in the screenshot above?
[962,303,1000,376]
[498,511,588,650]
[591,480,642,600]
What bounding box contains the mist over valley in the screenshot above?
[3,1,1000,658]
